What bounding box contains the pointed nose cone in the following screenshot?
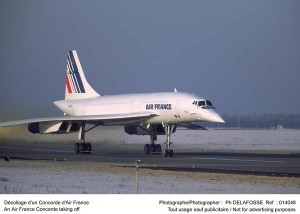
[212,113,225,123]
[207,111,225,123]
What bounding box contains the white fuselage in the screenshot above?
[54,92,224,125]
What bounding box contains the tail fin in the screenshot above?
[65,50,100,100]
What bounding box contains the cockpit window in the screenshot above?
[193,100,215,109]
[198,101,206,106]
[196,100,216,109]
[206,100,213,106]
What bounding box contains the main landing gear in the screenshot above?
[74,122,92,154]
[144,125,162,155]
[143,124,175,158]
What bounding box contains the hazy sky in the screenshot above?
[0,0,299,120]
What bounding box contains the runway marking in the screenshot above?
[191,157,284,163]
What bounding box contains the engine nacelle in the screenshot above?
[124,124,176,135]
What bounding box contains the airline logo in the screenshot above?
[146,103,172,110]
[66,51,86,94]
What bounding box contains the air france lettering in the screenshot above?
[146,104,172,110]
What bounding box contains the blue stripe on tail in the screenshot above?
[68,51,86,93]
[67,56,79,93]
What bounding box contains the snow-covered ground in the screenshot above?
[174,129,300,152]
[1,160,299,194]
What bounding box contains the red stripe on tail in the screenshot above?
[66,74,72,93]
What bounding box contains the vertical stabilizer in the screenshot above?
[65,50,100,100]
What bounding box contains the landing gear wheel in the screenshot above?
[74,143,92,154]
[146,144,162,154]
[163,150,169,157]
[144,144,150,154]
[87,143,92,152]
[149,144,156,153]
[80,143,86,152]
[157,144,162,153]
[75,143,80,154]
[163,149,173,157]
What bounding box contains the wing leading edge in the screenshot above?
[0,111,159,127]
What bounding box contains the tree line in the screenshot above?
[201,114,300,129]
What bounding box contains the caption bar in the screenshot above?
[0,194,299,214]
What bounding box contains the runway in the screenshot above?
[1,141,300,177]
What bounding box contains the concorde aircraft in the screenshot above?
[0,50,224,157]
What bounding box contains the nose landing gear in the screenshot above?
[163,123,175,157]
